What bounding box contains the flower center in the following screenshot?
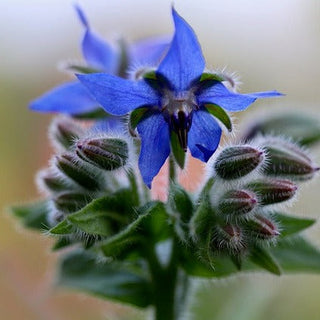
[162,90,198,151]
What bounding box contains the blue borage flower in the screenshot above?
[29,4,169,115]
[77,8,282,187]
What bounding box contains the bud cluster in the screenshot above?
[36,116,130,228]
[191,136,319,263]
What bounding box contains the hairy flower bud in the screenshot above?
[54,192,92,213]
[76,137,128,171]
[55,153,103,191]
[218,189,258,219]
[261,137,319,181]
[49,116,84,150]
[214,145,264,180]
[211,224,244,253]
[246,179,297,205]
[36,168,73,193]
[246,214,280,240]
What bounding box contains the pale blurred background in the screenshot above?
[1,0,320,319]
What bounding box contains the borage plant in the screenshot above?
[12,5,320,320]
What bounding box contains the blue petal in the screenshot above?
[137,111,170,187]
[130,35,170,66]
[29,81,99,114]
[77,73,160,115]
[157,8,205,91]
[188,109,222,162]
[74,4,118,73]
[198,81,283,112]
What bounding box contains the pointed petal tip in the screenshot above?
[73,3,89,28]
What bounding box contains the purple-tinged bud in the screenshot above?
[211,224,244,253]
[55,153,103,191]
[247,214,280,240]
[37,169,73,193]
[75,138,128,171]
[218,189,258,219]
[49,116,84,150]
[261,137,319,181]
[54,192,92,213]
[214,145,265,180]
[246,179,297,205]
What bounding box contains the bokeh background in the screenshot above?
[1,0,320,319]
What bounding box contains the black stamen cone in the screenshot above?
[170,111,192,151]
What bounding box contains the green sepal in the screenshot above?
[129,107,149,135]
[274,212,316,238]
[10,200,50,231]
[67,64,100,74]
[200,72,225,83]
[170,132,186,169]
[57,250,152,308]
[249,245,282,275]
[72,108,111,120]
[67,189,135,236]
[50,219,74,235]
[271,236,320,273]
[204,104,232,132]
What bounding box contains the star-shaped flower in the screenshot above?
[77,8,282,187]
[29,4,169,115]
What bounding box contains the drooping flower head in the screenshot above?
[29,4,169,115]
[77,8,282,187]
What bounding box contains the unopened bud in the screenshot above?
[76,138,128,171]
[50,116,84,150]
[262,138,319,181]
[247,214,280,240]
[214,145,264,180]
[211,224,244,253]
[246,179,297,205]
[55,153,102,191]
[37,169,72,193]
[54,192,92,213]
[218,189,258,219]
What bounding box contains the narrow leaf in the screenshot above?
[274,212,316,238]
[271,236,320,273]
[58,250,152,308]
[10,201,50,231]
[249,246,282,275]
[50,219,74,235]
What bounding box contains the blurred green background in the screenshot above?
[1,0,320,319]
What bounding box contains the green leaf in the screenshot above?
[67,189,135,236]
[139,201,171,241]
[52,237,73,251]
[129,107,149,135]
[10,200,50,231]
[271,236,320,273]
[169,184,193,224]
[50,219,74,235]
[170,132,186,169]
[274,212,316,238]
[249,246,282,275]
[204,104,232,132]
[58,250,152,308]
